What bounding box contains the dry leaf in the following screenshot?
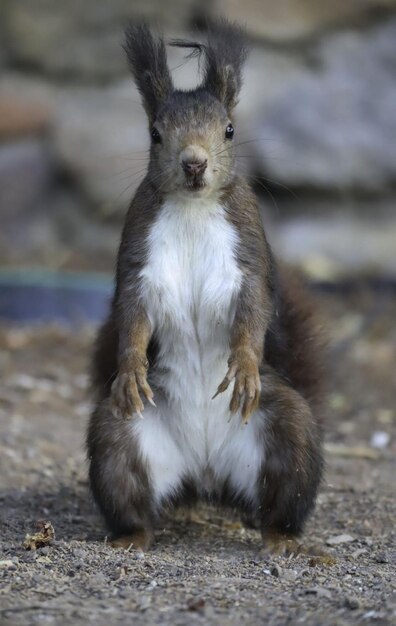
[23,520,55,550]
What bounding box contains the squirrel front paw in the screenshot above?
[111,354,155,419]
[213,347,261,424]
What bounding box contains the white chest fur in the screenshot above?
[134,197,264,507]
[140,198,243,401]
[140,199,241,336]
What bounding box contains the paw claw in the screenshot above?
[215,349,261,422]
[111,355,156,420]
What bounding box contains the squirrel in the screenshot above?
[87,20,324,554]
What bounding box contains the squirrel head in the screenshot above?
[124,20,248,200]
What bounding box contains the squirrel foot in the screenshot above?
[260,530,303,557]
[110,528,154,552]
[213,347,261,423]
[260,530,327,559]
[111,355,155,419]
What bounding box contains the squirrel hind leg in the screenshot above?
[256,370,324,551]
[87,399,156,549]
[110,528,154,552]
[260,530,302,557]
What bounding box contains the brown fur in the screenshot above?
[211,178,275,421]
[87,399,154,537]
[265,269,326,409]
[87,21,325,553]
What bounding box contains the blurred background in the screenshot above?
[0,5,395,617]
[1,0,396,300]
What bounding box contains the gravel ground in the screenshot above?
[0,288,395,626]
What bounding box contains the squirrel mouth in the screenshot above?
[184,178,206,192]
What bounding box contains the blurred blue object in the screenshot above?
[1,270,395,327]
[0,270,112,325]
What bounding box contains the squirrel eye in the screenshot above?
[151,127,161,144]
[225,124,234,140]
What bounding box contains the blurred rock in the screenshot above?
[268,202,396,276]
[0,74,57,111]
[0,96,50,139]
[0,139,58,264]
[0,74,149,216]
[1,3,396,274]
[253,18,396,191]
[3,0,200,80]
[0,8,7,70]
[53,81,148,215]
[0,139,53,222]
[370,431,390,449]
[213,0,396,41]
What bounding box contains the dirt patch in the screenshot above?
[0,289,395,625]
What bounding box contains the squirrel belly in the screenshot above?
[135,197,264,507]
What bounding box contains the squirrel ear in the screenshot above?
[203,20,248,112]
[124,24,173,123]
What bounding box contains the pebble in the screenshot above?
[374,552,389,564]
[370,431,390,449]
[0,560,17,570]
[270,565,282,578]
[304,587,332,599]
[326,534,355,546]
[344,596,361,610]
[72,548,87,559]
[351,548,367,559]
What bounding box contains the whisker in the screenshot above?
[247,174,280,215]
[105,165,150,181]
[233,159,301,203]
[248,174,300,202]
[110,169,165,207]
[98,150,150,163]
[113,155,151,162]
[234,138,279,149]
[214,162,281,215]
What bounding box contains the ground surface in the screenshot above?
[0,288,395,625]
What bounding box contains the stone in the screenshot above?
[253,17,396,192]
[270,564,282,577]
[370,431,390,449]
[3,0,200,80]
[326,534,355,546]
[0,134,71,266]
[0,139,53,223]
[0,95,50,139]
[213,0,396,42]
[344,596,361,610]
[270,201,396,276]
[52,81,149,215]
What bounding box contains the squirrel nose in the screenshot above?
[182,159,207,176]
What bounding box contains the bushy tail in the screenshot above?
[265,269,326,411]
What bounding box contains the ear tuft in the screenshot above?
[124,24,173,123]
[169,22,247,111]
[203,19,248,112]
